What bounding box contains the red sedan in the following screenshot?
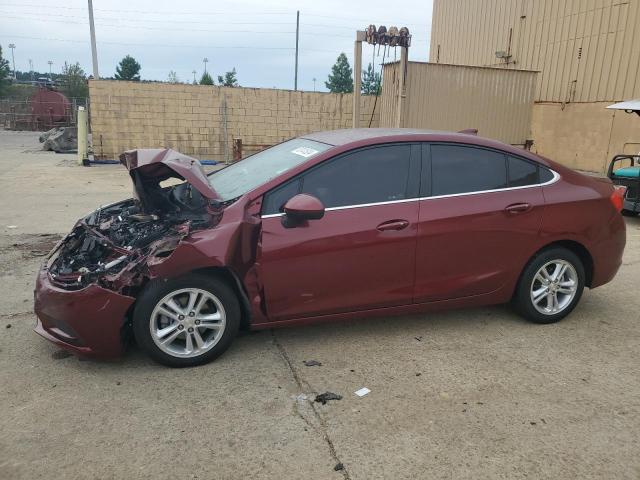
[34,129,627,367]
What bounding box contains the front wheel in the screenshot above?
[133,274,240,367]
[513,247,585,324]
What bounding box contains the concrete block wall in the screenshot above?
[89,80,380,160]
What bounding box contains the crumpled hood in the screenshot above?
[119,148,220,201]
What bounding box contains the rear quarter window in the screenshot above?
[539,166,555,183]
[508,156,539,187]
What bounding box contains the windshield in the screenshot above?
[208,138,331,201]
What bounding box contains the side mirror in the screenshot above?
[282,194,325,228]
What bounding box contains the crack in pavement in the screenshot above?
[271,329,350,480]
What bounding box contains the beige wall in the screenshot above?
[89,80,379,159]
[531,102,640,172]
[379,62,537,145]
[430,0,640,103]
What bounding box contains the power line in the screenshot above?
[0,2,428,27]
[0,34,341,53]
[0,13,370,37]
[0,10,425,32]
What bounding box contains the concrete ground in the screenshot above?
[0,130,639,480]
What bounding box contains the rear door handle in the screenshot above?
[505,202,532,214]
[377,219,410,231]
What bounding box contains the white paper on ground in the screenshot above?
[354,387,371,397]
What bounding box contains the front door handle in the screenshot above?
[505,202,532,214]
[377,219,410,231]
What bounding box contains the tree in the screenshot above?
[60,62,88,99]
[114,55,141,81]
[199,71,214,85]
[361,62,381,95]
[167,70,180,83]
[325,53,353,93]
[0,45,11,97]
[217,68,238,87]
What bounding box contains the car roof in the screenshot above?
[302,128,476,146]
[300,127,565,172]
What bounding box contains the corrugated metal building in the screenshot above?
[379,62,537,145]
[429,0,640,172]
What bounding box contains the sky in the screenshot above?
[0,0,433,91]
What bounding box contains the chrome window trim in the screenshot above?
[425,169,560,201]
[260,169,560,219]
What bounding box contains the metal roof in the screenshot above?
[606,99,640,113]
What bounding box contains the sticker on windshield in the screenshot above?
[291,146,319,158]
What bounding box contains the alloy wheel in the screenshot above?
[529,260,578,315]
[149,288,227,358]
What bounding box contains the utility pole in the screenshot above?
[8,43,16,79]
[203,58,208,74]
[312,77,316,92]
[294,10,299,90]
[192,70,197,83]
[28,59,33,81]
[47,60,53,79]
[395,46,408,128]
[88,0,99,78]
[352,31,365,128]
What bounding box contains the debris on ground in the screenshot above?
[334,463,344,471]
[303,360,322,367]
[414,336,423,341]
[354,387,371,397]
[314,392,342,404]
[40,126,78,153]
[6,324,11,329]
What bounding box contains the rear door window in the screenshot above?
[431,145,507,196]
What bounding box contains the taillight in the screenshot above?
[610,185,627,211]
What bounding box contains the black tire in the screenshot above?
[133,273,240,367]
[621,209,639,217]
[513,247,585,324]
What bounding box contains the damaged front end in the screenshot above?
[35,149,229,358]
[46,149,224,293]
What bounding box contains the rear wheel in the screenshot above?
[133,274,240,367]
[513,247,585,324]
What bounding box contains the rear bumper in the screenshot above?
[33,269,135,359]
[590,212,626,288]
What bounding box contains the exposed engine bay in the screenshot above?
[46,149,225,292]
